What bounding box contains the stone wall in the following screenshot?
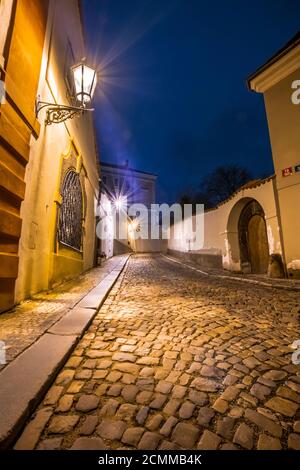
[167,248,223,269]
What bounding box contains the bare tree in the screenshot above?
[193,191,214,209]
[201,165,252,206]
[176,164,252,210]
[177,193,194,208]
[177,190,213,213]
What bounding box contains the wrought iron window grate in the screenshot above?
[58,170,83,251]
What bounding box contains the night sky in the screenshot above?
[82,0,300,203]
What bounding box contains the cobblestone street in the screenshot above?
[0,256,126,370]
[16,254,300,450]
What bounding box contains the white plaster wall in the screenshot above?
[97,193,114,259]
[134,238,168,253]
[168,178,282,272]
[129,209,167,253]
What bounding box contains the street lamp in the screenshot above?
[36,61,98,125]
[114,196,127,212]
[72,63,97,105]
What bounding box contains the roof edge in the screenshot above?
[247,31,300,90]
[101,161,157,178]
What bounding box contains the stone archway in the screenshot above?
[238,200,269,274]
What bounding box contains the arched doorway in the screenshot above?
[238,200,269,274]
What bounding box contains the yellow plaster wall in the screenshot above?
[14,0,99,302]
[0,0,48,311]
[263,69,300,276]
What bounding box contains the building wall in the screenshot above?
[0,0,48,312]
[0,0,14,61]
[263,69,300,277]
[11,0,99,303]
[168,178,282,272]
[97,192,114,259]
[101,164,156,208]
[134,238,168,253]
[248,38,300,278]
[100,163,164,254]
[129,209,168,254]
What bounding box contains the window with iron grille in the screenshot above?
[58,170,83,251]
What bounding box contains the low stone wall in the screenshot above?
[167,249,223,269]
[113,239,133,255]
[135,238,168,253]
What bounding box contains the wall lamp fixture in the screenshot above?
[36,61,98,125]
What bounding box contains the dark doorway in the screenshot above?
[238,200,269,274]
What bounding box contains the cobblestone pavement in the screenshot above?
[16,254,300,450]
[0,256,125,370]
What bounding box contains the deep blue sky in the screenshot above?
[82,0,300,203]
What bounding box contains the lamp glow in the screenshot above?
[72,63,97,105]
[114,196,127,211]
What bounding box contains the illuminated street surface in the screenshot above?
[16,254,300,450]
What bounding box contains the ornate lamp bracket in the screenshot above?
[35,96,94,125]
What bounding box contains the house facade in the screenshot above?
[0,0,99,313]
[248,32,300,278]
[99,161,166,255]
[101,161,156,209]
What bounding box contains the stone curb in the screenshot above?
[163,254,300,292]
[0,254,130,449]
